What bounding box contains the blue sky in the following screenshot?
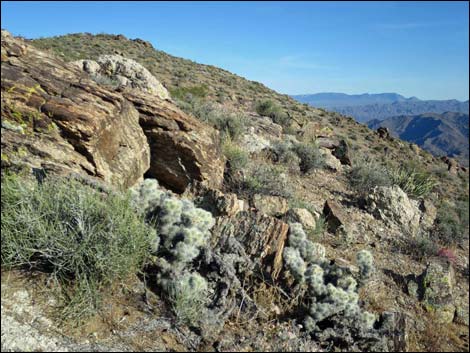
[2,1,469,100]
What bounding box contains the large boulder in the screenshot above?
[72,54,170,100]
[365,185,421,236]
[1,30,149,189]
[123,90,225,193]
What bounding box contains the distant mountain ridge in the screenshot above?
[292,92,469,122]
[367,112,469,166]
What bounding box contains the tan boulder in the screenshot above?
[252,194,289,217]
[285,208,316,230]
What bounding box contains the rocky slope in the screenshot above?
[368,112,469,166]
[1,31,469,352]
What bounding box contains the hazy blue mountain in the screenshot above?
[292,93,469,123]
[291,92,413,107]
[367,112,469,166]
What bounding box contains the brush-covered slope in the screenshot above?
[28,33,466,177]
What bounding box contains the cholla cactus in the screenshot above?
[131,179,215,263]
[357,249,375,281]
[131,179,214,323]
[283,222,377,337]
[287,223,326,264]
[283,247,307,282]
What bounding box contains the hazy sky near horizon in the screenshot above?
[2,1,469,100]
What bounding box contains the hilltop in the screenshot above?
[1,31,469,352]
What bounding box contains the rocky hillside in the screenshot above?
[368,112,470,167]
[2,31,469,352]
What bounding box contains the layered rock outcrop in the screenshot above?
[1,30,149,189]
[1,31,224,192]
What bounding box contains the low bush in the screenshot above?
[241,163,293,198]
[222,137,249,172]
[1,174,154,322]
[292,141,325,173]
[348,160,392,194]
[255,99,290,127]
[435,198,469,246]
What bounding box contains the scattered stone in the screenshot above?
[418,199,437,231]
[365,185,421,236]
[420,257,456,324]
[246,113,283,138]
[240,128,271,153]
[284,208,316,230]
[441,156,460,175]
[377,127,391,140]
[319,147,342,172]
[124,90,225,193]
[331,139,352,166]
[252,194,289,217]
[323,199,348,233]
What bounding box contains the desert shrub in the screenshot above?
[283,223,378,343]
[1,174,154,321]
[401,235,439,262]
[348,160,392,195]
[238,162,293,198]
[89,73,121,89]
[271,140,301,173]
[178,100,246,141]
[255,99,290,127]
[222,137,249,172]
[292,141,325,173]
[169,84,208,101]
[435,199,469,246]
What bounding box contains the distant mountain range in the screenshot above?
[291,92,469,123]
[367,112,469,166]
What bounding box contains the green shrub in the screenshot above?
[348,160,392,195]
[230,162,293,199]
[222,138,249,172]
[293,141,325,173]
[1,174,154,321]
[255,99,290,127]
[435,199,469,246]
[176,100,246,141]
[401,235,439,262]
[169,85,208,101]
